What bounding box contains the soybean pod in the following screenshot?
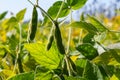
[46,33,54,51]
[54,21,65,54]
[29,6,38,41]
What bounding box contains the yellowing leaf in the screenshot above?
[110,74,119,80]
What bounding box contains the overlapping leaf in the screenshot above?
[83,61,104,80]
[43,1,70,26]
[92,49,120,66]
[35,66,53,80]
[88,15,108,32]
[68,21,98,34]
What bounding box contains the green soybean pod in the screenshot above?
[46,33,54,51]
[54,21,65,54]
[30,6,38,41]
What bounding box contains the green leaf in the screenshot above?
[35,66,53,80]
[83,61,104,80]
[110,74,119,80]
[76,43,98,60]
[69,21,98,34]
[16,8,26,22]
[88,15,108,32]
[6,17,18,26]
[0,11,8,20]
[64,75,86,80]
[92,49,120,66]
[8,72,34,80]
[24,43,62,70]
[83,33,95,45]
[75,59,87,76]
[43,1,70,26]
[67,0,87,10]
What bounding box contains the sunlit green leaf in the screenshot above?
[68,21,98,34]
[76,43,98,60]
[67,0,87,10]
[6,17,18,26]
[24,43,62,70]
[88,15,108,32]
[16,8,26,22]
[8,72,34,80]
[0,11,8,20]
[110,74,119,80]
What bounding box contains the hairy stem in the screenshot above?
[55,0,65,20]
[18,23,24,73]
[78,29,83,44]
[66,9,72,54]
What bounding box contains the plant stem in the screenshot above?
[65,9,73,76]
[109,30,120,33]
[18,23,24,73]
[78,29,83,44]
[36,5,54,24]
[13,23,23,73]
[66,9,72,54]
[36,0,39,5]
[65,55,71,76]
[55,0,65,20]
[28,0,55,24]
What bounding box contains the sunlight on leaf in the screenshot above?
[68,21,98,34]
[16,8,26,22]
[24,43,62,70]
[88,15,108,32]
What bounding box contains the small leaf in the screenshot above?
[24,43,62,70]
[88,15,108,32]
[69,21,98,34]
[6,17,18,26]
[8,72,34,80]
[16,8,26,22]
[76,43,98,60]
[0,11,8,20]
[67,0,87,10]
[83,61,104,80]
[42,1,70,26]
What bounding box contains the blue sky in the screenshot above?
[0,0,56,20]
[0,0,116,20]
